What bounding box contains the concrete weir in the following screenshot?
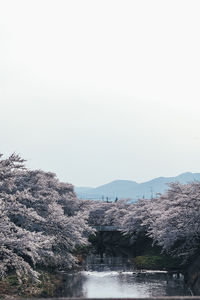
[93,225,122,232]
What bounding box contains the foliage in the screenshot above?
[81,181,200,262]
[0,271,65,298]
[0,153,92,281]
[145,182,200,258]
[122,182,200,260]
[132,255,180,270]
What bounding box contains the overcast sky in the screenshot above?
[0,0,200,187]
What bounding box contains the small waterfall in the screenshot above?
[84,254,133,271]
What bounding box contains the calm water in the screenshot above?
[81,270,190,298]
[54,255,191,298]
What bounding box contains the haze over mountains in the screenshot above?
[75,172,200,202]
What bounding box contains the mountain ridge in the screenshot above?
[75,172,200,201]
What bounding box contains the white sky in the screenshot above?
[0,0,200,186]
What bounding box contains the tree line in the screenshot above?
[1,153,200,281]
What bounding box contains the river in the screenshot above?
[54,255,191,298]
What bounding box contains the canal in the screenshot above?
[53,255,191,298]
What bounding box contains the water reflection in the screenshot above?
[82,270,190,298]
[54,272,86,298]
[54,269,190,298]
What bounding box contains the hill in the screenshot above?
[75,172,200,201]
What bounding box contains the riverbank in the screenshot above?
[132,254,182,271]
[0,271,64,298]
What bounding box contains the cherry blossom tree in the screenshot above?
[0,153,92,281]
[146,182,200,259]
[0,153,49,280]
[104,199,130,226]
[122,182,200,260]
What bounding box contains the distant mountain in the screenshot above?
[75,172,200,201]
